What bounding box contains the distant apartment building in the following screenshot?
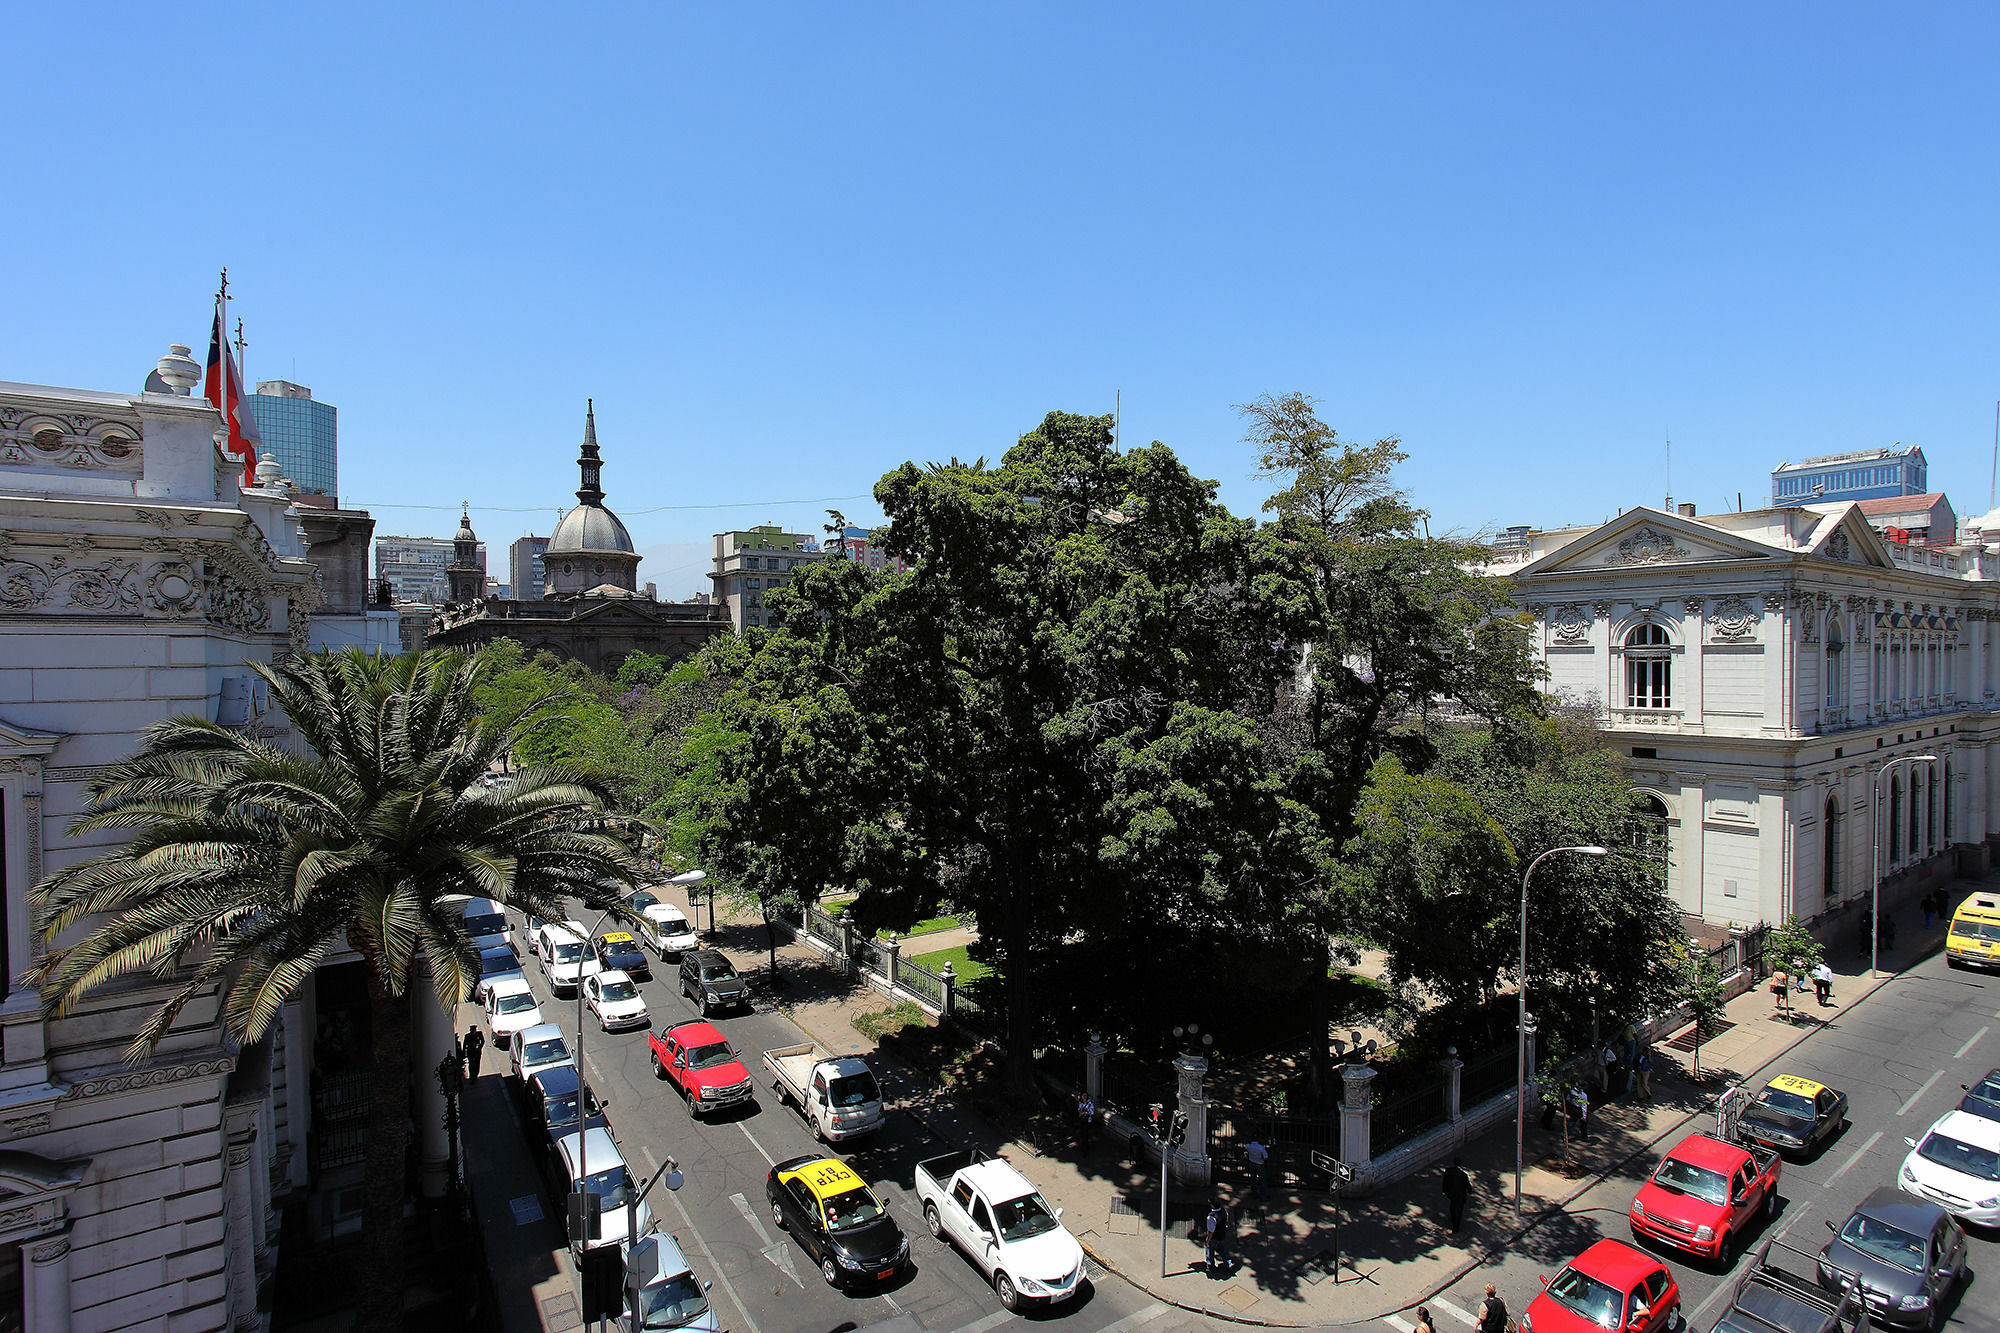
[376,533,486,606]
[1772,445,1926,507]
[824,524,909,575]
[510,534,551,601]
[711,526,822,631]
[246,379,338,497]
[1856,493,1957,548]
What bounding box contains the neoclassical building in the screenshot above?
[1492,500,2000,929]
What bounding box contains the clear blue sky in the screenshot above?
[8,4,1998,597]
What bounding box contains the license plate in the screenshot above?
[877,1270,896,1281]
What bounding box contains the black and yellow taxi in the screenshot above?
[1734,1073,1847,1156]
[592,929,651,981]
[766,1154,909,1290]
[1946,892,2000,970]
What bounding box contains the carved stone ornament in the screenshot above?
[1612,526,1693,565]
[1710,596,1759,642]
[146,560,201,617]
[1846,595,1869,613]
[1763,591,1787,612]
[203,566,270,634]
[0,551,141,614]
[0,406,141,470]
[28,1236,69,1264]
[1826,529,1852,562]
[60,1055,236,1101]
[1592,601,1614,617]
[0,1112,50,1141]
[1683,598,1706,616]
[1549,603,1591,644]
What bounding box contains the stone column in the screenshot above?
[1084,1034,1106,1106]
[1340,1061,1375,1166]
[938,964,957,1021]
[222,1102,261,1333]
[1442,1047,1464,1121]
[881,937,901,989]
[1173,1053,1210,1184]
[413,977,458,1199]
[26,1231,70,1333]
[838,922,858,976]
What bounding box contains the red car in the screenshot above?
[1628,1132,1780,1262]
[649,1021,755,1118]
[1521,1239,1683,1333]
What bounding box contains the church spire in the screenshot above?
[576,399,604,506]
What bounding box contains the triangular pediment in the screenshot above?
[1799,503,1899,570]
[1517,508,1781,577]
[0,716,64,757]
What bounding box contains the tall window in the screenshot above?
[1875,639,1888,702]
[1891,641,1904,700]
[1625,624,1672,709]
[1630,794,1670,868]
[1909,773,1923,858]
[1890,775,1903,861]
[1825,620,1844,706]
[1927,768,1938,851]
[1928,642,1940,698]
[1946,643,1956,696]
[1824,796,1843,904]
[1946,767,1955,842]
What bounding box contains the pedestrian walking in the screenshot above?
[1442,1157,1471,1233]
[1477,1283,1509,1333]
[1633,1047,1653,1099]
[1413,1309,1438,1333]
[463,1025,485,1080]
[1245,1139,1270,1201]
[1203,1200,1233,1273]
[1598,1042,1617,1096]
[1770,967,1791,1016]
[1076,1094,1095,1153]
[1567,1084,1591,1141]
[1812,960,1834,1006]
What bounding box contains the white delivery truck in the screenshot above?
[761,1042,885,1141]
[912,1149,1085,1310]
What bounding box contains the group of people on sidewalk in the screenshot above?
[1768,959,1838,1016]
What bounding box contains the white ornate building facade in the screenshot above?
[0,354,341,1333]
[1493,501,2000,929]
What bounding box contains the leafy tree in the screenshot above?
[1765,913,1824,980]
[1684,953,1729,1079]
[25,650,638,1333]
[1536,1033,1586,1164]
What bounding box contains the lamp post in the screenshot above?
[669,869,708,934]
[1871,753,1937,978]
[1516,844,1607,1214]
[569,903,628,1271]
[1159,1023,1211,1277]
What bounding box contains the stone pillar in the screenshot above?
[882,937,901,989]
[939,964,957,1021]
[26,1230,70,1333]
[414,981,458,1199]
[838,921,858,976]
[1340,1061,1375,1166]
[1084,1034,1106,1106]
[1174,1053,1210,1184]
[1442,1046,1464,1121]
[222,1102,261,1333]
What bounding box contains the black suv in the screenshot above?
[680,950,748,1016]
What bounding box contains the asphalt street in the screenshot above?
[474,905,1218,1333]
[1407,947,2000,1333]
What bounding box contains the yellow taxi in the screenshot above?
[766,1154,908,1288]
[1946,892,2000,971]
[1733,1073,1847,1155]
[591,929,651,980]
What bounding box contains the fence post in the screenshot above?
[1085,1033,1105,1107]
[1340,1061,1375,1166]
[838,921,857,975]
[939,963,957,1022]
[1442,1046,1464,1122]
[882,936,901,989]
[1174,1051,1211,1186]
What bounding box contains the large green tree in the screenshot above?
[26,650,638,1333]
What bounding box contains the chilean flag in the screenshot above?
[204,302,261,488]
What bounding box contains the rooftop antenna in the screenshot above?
[233,318,248,388]
[1664,426,1672,511]
[1990,400,1998,511]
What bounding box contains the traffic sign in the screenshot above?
[1310,1150,1355,1184]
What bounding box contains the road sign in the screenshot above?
[1310,1151,1356,1184]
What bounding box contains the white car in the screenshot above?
[513,1023,575,1083]
[483,978,543,1050]
[584,969,650,1032]
[1900,1108,2000,1225]
[540,924,600,996]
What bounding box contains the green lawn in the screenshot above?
[881,915,961,941]
[909,944,991,983]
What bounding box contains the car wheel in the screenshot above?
[821,1258,840,1287]
[651,1053,666,1080]
[1720,1227,1738,1267]
[925,1203,943,1239]
[1763,1188,1778,1220]
[770,1198,786,1230]
[995,1272,1019,1311]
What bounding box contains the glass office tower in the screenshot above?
[246,380,338,496]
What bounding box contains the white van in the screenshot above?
[550,1126,652,1252]
[636,904,699,958]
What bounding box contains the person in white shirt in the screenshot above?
[1812,960,1835,1007]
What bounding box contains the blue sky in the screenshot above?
[7,4,1998,598]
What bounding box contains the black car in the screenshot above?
[523,1065,608,1161]
[1817,1186,1966,1331]
[1958,1068,2000,1123]
[766,1154,909,1290]
[1737,1075,1847,1157]
[592,930,651,981]
[680,950,748,1016]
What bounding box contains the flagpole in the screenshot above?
[218,270,232,485]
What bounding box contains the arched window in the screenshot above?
[1889,775,1903,862]
[1823,796,1843,904]
[1927,766,1938,851]
[1875,638,1888,702]
[1630,794,1670,867]
[1825,619,1844,707]
[1928,642,1940,699]
[1909,771,1924,858]
[1946,766,1955,842]
[1625,624,1672,709]
[1891,640,1905,700]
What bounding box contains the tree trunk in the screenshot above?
[1001,889,1035,1099]
[357,969,415,1333]
[765,907,780,978]
[1306,934,1332,1110]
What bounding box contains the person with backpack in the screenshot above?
[1203,1199,1233,1273]
[1478,1282,1509,1333]
[1076,1094,1095,1154]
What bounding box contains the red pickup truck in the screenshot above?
[1628,1132,1780,1263]
[648,1020,755,1118]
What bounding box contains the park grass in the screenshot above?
[879,915,961,941]
[853,1000,930,1041]
[909,943,991,982]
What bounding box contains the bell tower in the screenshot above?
[447,505,484,604]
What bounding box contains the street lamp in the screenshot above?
[669,869,708,934]
[1516,844,1607,1214]
[1871,754,1937,978]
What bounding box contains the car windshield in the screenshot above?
[633,892,660,912]
[1839,1212,1924,1270]
[464,912,507,938]
[686,1041,734,1070]
[480,953,516,977]
[828,1073,878,1108]
[1545,1266,1625,1330]
[821,1185,884,1232]
[1918,1131,2000,1181]
[700,963,736,983]
[600,980,640,1003]
[609,943,642,959]
[1957,920,2000,941]
[1753,1088,1815,1122]
[523,1037,569,1065]
[636,1271,710,1329]
[994,1191,1060,1240]
[546,1088,600,1127]
[553,942,585,964]
[583,1167,631,1210]
[494,993,537,1016]
[1651,1156,1728,1205]
[1966,1074,2000,1104]
[662,919,693,935]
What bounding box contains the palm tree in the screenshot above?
[24,649,639,1333]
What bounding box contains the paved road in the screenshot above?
[479,908,1224,1333]
[1398,948,2000,1333]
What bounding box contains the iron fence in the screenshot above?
[805,906,842,947]
[1373,1082,1450,1154]
[1461,1046,1523,1106]
[897,956,946,1007]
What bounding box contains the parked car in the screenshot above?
[542,923,599,997]
[1710,1236,1868,1333]
[1628,1132,1780,1263]
[1519,1238,1682,1333]
[1817,1187,1966,1330]
[513,1023,575,1085]
[584,970,651,1033]
[649,1021,754,1117]
[764,1042,885,1141]
[1956,1068,2000,1124]
[476,945,528,1006]
[1736,1075,1848,1157]
[593,930,651,981]
[462,896,512,955]
[766,1154,909,1289]
[1898,1108,2000,1225]
[679,950,748,1016]
[914,1149,1084,1309]
[631,893,701,958]
[523,1065,608,1162]
[549,1126,651,1255]
[620,1233,719,1333]
[482,977,544,1051]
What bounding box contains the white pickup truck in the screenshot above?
[761,1042,885,1141]
[913,1150,1086,1310]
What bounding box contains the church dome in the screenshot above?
[549,503,634,554]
